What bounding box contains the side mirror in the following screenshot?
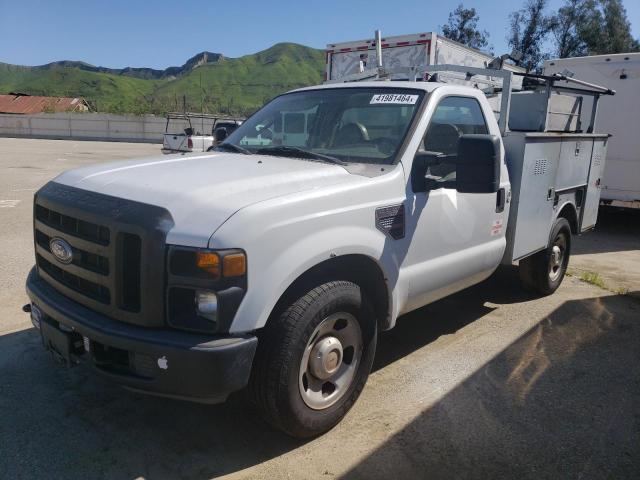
[456,134,501,194]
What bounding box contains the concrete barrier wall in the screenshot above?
[0,113,172,143]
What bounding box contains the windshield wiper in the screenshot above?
[255,146,345,165]
[212,143,252,155]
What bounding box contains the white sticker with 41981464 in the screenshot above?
[370,94,419,105]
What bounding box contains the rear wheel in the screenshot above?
[250,281,377,438]
[519,217,571,295]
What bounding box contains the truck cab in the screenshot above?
[26,72,610,438]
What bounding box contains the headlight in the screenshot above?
[195,290,218,321]
[167,247,247,334]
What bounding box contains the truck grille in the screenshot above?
[35,229,109,275]
[33,182,173,327]
[36,253,111,304]
[35,204,110,245]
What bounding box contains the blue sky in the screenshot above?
[0,0,638,68]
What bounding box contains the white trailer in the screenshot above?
[544,53,640,208]
[325,31,524,83]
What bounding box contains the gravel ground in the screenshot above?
[570,206,640,297]
[1,138,638,480]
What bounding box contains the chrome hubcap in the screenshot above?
[299,312,362,410]
[548,234,566,281]
[309,336,343,380]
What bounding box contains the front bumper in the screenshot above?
[26,267,258,403]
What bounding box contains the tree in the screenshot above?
[598,0,639,53]
[552,0,591,58]
[508,0,555,71]
[551,0,639,58]
[577,1,606,54]
[441,4,491,51]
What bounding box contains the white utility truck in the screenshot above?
[544,53,640,208]
[162,113,242,154]
[25,32,613,438]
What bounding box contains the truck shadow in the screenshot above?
[343,290,640,480]
[2,273,634,479]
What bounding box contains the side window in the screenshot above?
[421,96,488,187]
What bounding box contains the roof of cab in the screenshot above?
[291,81,444,93]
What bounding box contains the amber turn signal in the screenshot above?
[196,252,220,276]
[223,253,246,277]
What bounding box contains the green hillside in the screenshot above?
[0,63,160,113]
[154,43,324,114]
[0,43,325,115]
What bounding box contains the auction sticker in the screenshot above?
[370,94,419,105]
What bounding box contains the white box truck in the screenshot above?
[25,36,613,438]
[544,53,640,208]
[325,31,525,83]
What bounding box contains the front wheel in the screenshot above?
[250,281,377,438]
[519,217,572,295]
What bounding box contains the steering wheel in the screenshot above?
[334,122,369,146]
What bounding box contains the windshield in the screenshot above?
[222,88,425,165]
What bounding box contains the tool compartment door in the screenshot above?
[581,137,608,231]
[556,137,594,190]
[512,138,561,260]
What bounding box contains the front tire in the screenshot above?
[250,281,377,438]
[519,217,571,295]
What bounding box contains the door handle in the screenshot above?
[496,188,506,213]
[547,187,555,201]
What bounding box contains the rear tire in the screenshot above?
[519,217,571,295]
[250,281,377,438]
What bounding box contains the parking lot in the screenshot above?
[1,138,639,479]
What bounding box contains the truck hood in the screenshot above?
[52,152,359,246]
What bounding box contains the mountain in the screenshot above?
[0,43,325,115]
[35,51,225,80]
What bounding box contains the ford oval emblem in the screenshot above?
[49,237,73,264]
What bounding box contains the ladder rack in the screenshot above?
[329,63,615,135]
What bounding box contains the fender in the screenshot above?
[208,167,408,333]
[222,224,401,333]
[555,197,580,233]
